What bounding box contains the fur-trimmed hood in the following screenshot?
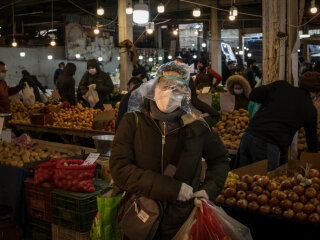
[226,75,252,99]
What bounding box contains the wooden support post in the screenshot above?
[118,0,133,91]
[210,0,220,73]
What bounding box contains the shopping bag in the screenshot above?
[220,92,235,113]
[51,88,61,101]
[172,207,197,240]
[40,92,49,103]
[83,86,99,108]
[91,195,122,240]
[204,199,253,240]
[22,82,35,106]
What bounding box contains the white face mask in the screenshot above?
[0,72,6,80]
[154,85,182,113]
[88,68,97,75]
[234,89,243,95]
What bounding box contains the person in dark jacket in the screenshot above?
[302,62,313,75]
[195,58,222,89]
[115,77,143,130]
[110,62,229,239]
[222,60,234,85]
[226,74,252,110]
[245,59,257,89]
[20,70,46,102]
[238,79,319,171]
[132,64,148,82]
[56,63,76,105]
[78,59,114,109]
[53,62,64,86]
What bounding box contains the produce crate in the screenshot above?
[30,114,54,126]
[25,217,51,240]
[52,224,89,240]
[51,179,108,232]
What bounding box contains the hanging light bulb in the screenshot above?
[235,52,239,55]
[310,0,318,14]
[202,42,206,47]
[239,50,244,55]
[157,3,165,13]
[139,55,143,60]
[173,28,178,36]
[75,53,81,59]
[195,29,199,35]
[98,57,103,61]
[158,56,163,60]
[230,5,238,17]
[193,54,197,59]
[97,7,104,15]
[247,53,252,57]
[20,52,25,57]
[193,7,201,17]
[117,56,120,60]
[229,13,235,21]
[50,39,56,46]
[126,2,133,14]
[133,0,149,25]
[148,57,153,62]
[47,55,53,60]
[12,39,17,47]
[94,27,100,35]
[168,55,172,60]
[146,22,154,34]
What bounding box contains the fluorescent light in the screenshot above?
[157,3,164,13]
[20,52,25,57]
[133,1,149,25]
[193,7,201,17]
[47,55,53,60]
[98,57,103,61]
[75,54,81,59]
[300,34,310,39]
[97,7,104,15]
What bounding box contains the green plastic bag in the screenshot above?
[248,79,262,118]
[91,195,122,240]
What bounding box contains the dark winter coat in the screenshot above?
[226,75,252,110]
[56,63,76,105]
[19,75,45,102]
[110,100,229,239]
[78,59,114,109]
[54,68,63,85]
[246,80,318,153]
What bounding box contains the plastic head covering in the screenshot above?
[128,62,191,113]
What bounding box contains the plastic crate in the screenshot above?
[52,224,89,240]
[51,179,108,232]
[24,178,56,222]
[25,217,51,240]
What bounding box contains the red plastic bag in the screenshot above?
[191,201,230,240]
[54,159,96,192]
[34,158,58,185]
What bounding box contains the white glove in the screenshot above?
[88,84,96,90]
[193,190,209,199]
[177,183,193,202]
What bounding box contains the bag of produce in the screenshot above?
[54,159,96,192]
[22,82,36,106]
[83,85,99,108]
[91,195,122,240]
[34,158,58,185]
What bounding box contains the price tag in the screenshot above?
[103,104,113,111]
[82,153,100,165]
[0,117,4,135]
[202,87,211,94]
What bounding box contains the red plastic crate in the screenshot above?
[24,178,56,222]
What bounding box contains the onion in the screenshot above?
[257,194,269,205]
[308,213,320,224]
[248,201,259,212]
[259,205,271,214]
[303,203,315,214]
[283,209,295,219]
[295,212,307,222]
[292,202,304,213]
[236,199,248,209]
[215,194,225,205]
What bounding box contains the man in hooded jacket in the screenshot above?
[110,62,229,239]
[78,59,114,109]
[56,63,77,105]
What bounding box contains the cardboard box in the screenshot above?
[92,111,115,130]
[30,114,54,125]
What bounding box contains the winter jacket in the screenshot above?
[246,69,257,89]
[195,67,222,89]
[222,63,232,85]
[56,63,76,105]
[110,100,229,239]
[54,68,63,86]
[0,80,20,112]
[226,75,252,110]
[19,75,45,102]
[246,80,318,153]
[78,60,114,109]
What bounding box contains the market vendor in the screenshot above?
[0,61,24,113]
[56,63,77,105]
[226,74,252,110]
[77,59,114,109]
[238,78,319,171]
[110,61,229,239]
[195,58,222,90]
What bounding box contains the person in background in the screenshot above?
[115,77,143,131]
[20,70,46,102]
[78,59,114,109]
[54,62,65,86]
[302,62,313,75]
[132,64,148,82]
[195,58,222,89]
[222,60,234,85]
[111,61,229,239]
[226,75,252,110]
[237,77,319,171]
[245,59,257,89]
[0,61,24,112]
[314,61,320,73]
[56,63,76,105]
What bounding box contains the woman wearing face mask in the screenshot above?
[226,74,252,110]
[77,59,114,109]
[110,62,229,239]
